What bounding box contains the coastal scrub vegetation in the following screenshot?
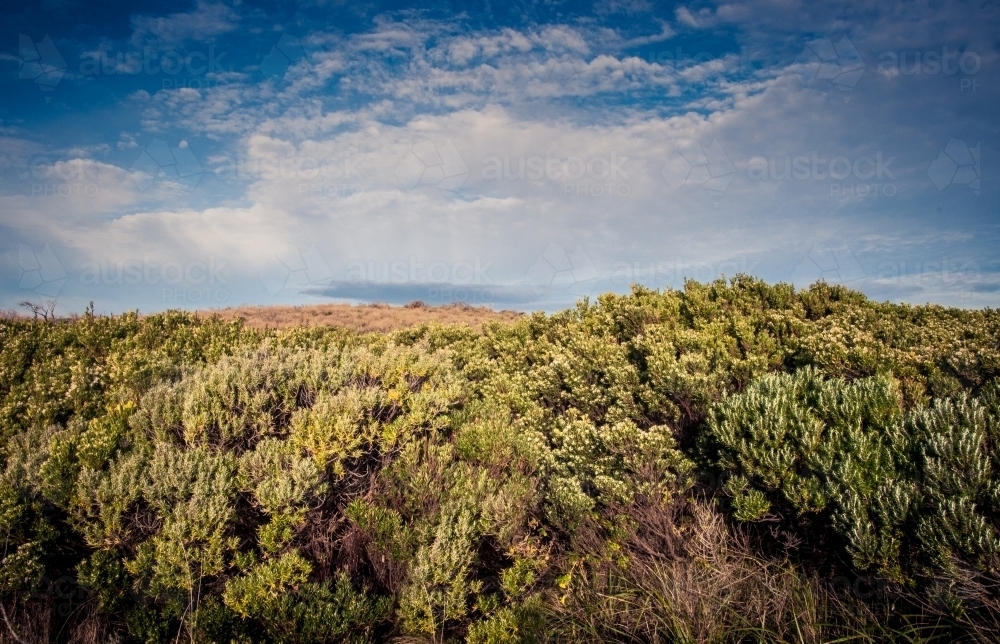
[3,277,1000,643]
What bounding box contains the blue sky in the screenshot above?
[1,0,997,314]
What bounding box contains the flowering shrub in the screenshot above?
[2,279,1000,642]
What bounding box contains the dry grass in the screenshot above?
[1,600,115,644]
[196,301,524,333]
[2,301,522,333]
[548,502,891,644]
[1,600,48,644]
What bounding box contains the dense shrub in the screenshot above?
[708,368,1000,604]
[3,278,1000,643]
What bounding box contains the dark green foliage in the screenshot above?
[3,279,1000,642]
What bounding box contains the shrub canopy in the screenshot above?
[2,278,1000,643]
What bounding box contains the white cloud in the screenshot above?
[130,1,239,47]
[3,8,997,312]
[676,7,718,28]
[117,132,140,149]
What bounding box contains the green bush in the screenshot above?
[708,367,1000,615]
[4,280,1000,642]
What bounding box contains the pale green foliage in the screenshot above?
[76,403,133,468]
[464,311,698,535]
[709,368,912,578]
[911,395,1000,572]
[287,343,463,473]
[346,499,415,561]
[723,475,771,521]
[369,425,546,639]
[635,317,779,426]
[547,417,693,530]
[833,480,915,577]
[0,426,59,592]
[73,448,148,547]
[465,596,545,644]
[709,367,1000,590]
[709,367,903,515]
[469,312,650,431]
[172,344,311,447]
[38,418,86,507]
[240,438,324,552]
[129,444,239,597]
[400,500,484,635]
[395,448,539,635]
[832,394,1000,584]
[62,335,464,640]
[240,438,323,515]
[0,480,51,593]
[223,550,312,616]
[34,407,129,513]
[225,552,390,643]
[453,404,548,476]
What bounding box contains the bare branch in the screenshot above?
[17,301,56,322]
[0,601,32,644]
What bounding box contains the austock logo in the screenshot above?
[78,256,229,304]
[927,138,980,196]
[18,244,67,297]
[259,245,333,296]
[130,139,204,191]
[791,245,865,287]
[525,243,598,297]
[79,45,229,77]
[260,34,305,81]
[345,257,494,286]
[29,575,91,618]
[19,156,101,198]
[395,140,470,191]
[18,34,67,95]
[482,151,631,197]
[610,256,761,289]
[878,47,980,77]
[660,139,736,199]
[796,36,865,99]
[747,151,897,200]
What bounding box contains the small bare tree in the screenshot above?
[18,300,56,321]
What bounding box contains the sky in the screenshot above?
[1,0,997,314]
